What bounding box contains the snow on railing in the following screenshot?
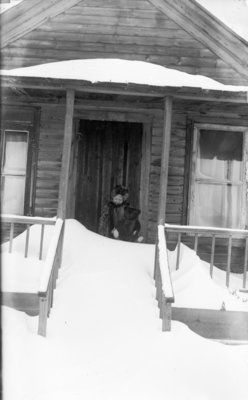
[164,223,248,289]
[154,225,175,331]
[1,214,56,259]
[38,218,64,336]
[1,214,64,336]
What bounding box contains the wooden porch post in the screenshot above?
[157,96,173,225]
[58,89,75,219]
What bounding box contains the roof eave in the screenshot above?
[1,74,247,104]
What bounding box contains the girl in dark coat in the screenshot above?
[98,185,143,242]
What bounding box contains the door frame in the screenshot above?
[69,111,152,240]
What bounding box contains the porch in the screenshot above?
[1,61,248,250]
[1,60,248,339]
[1,214,248,341]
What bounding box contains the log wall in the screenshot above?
[34,105,64,217]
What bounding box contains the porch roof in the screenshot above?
[1,59,248,103]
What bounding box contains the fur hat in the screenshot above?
[111,185,129,199]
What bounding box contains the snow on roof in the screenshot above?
[1,59,248,93]
[197,0,248,41]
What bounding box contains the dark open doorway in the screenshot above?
[75,120,143,233]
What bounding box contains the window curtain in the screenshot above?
[193,130,243,229]
[1,131,28,214]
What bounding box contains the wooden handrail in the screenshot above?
[38,218,64,336]
[164,223,248,289]
[1,214,56,225]
[1,214,64,336]
[164,223,248,239]
[1,214,56,259]
[155,225,175,332]
[157,225,174,302]
[38,218,63,295]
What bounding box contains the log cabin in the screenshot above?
[1,0,248,273]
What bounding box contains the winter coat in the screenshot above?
[116,207,141,242]
[98,201,127,237]
[98,202,141,242]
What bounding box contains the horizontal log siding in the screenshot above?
[147,114,186,241]
[6,98,246,247]
[35,106,64,217]
[147,101,248,243]
[1,0,245,85]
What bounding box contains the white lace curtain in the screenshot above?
[1,131,28,214]
[192,130,243,229]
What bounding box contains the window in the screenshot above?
[189,124,247,229]
[1,130,30,214]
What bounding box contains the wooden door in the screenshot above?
[75,120,143,232]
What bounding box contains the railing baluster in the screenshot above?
[164,223,248,290]
[153,243,159,280]
[24,225,30,258]
[162,298,172,332]
[210,235,216,278]
[226,235,232,288]
[176,233,181,270]
[39,224,45,260]
[194,233,198,253]
[9,222,14,253]
[38,296,49,337]
[243,238,248,289]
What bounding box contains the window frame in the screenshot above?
[0,108,40,216]
[1,129,30,215]
[188,123,248,229]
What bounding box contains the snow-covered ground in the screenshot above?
[2,219,248,400]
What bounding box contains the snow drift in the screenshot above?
[2,219,248,400]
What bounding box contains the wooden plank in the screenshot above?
[172,307,248,341]
[1,214,56,225]
[165,223,248,239]
[8,222,14,252]
[140,123,152,241]
[66,6,170,19]
[1,292,39,316]
[157,96,173,225]
[7,40,216,61]
[148,0,248,79]
[38,295,49,336]
[2,76,247,104]
[71,0,159,9]
[1,0,84,48]
[226,236,232,287]
[57,89,75,219]
[52,14,179,29]
[244,238,248,288]
[24,30,206,46]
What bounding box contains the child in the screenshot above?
[98,185,129,238]
[98,185,143,242]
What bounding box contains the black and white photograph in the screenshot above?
[1,0,248,399]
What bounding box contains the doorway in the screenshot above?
[75,120,143,233]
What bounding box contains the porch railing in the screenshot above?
[38,218,64,336]
[1,214,64,336]
[1,214,56,259]
[164,224,248,289]
[154,225,175,331]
